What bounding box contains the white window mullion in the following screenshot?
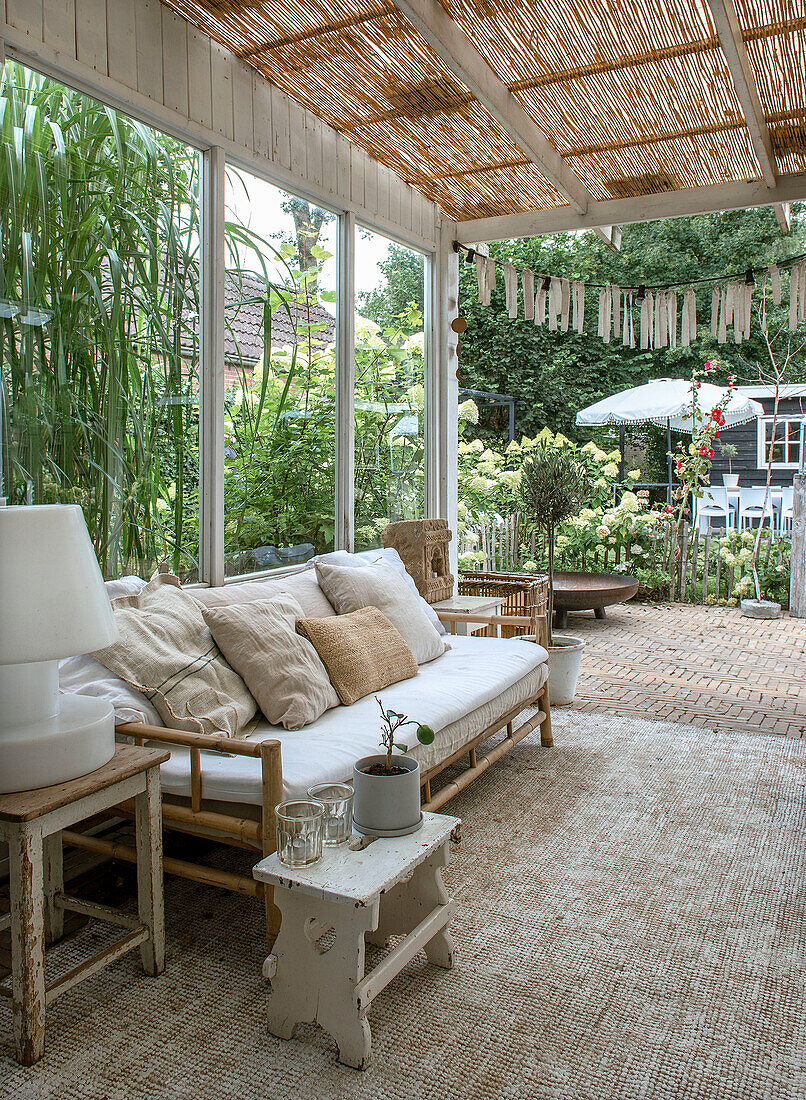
[434,225,460,574]
[199,145,226,586]
[336,211,356,551]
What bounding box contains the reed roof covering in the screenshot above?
[160,0,806,222]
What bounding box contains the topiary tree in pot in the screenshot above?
[519,445,590,703]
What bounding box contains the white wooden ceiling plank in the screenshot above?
[231,60,253,149]
[6,0,43,39]
[252,71,271,159]
[42,0,75,54]
[75,0,106,74]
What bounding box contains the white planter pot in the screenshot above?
[352,754,423,837]
[547,634,585,705]
[722,473,740,489]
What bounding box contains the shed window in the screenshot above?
[758,417,805,469]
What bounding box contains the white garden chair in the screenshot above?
[739,487,775,530]
[696,487,733,532]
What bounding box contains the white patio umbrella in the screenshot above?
[576,378,764,498]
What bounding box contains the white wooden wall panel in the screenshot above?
[42,0,74,53]
[160,7,187,117]
[2,0,441,246]
[210,41,233,141]
[231,60,253,150]
[6,0,42,38]
[186,25,212,130]
[106,0,136,90]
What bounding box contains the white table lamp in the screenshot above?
[0,504,119,793]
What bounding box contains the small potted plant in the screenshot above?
[519,444,590,704]
[352,699,435,837]
[719,442,739,489]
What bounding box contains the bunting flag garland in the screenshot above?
[572,280,585,333]
[503,261,518,319]
[465,242,806,350]
[522,268,535,321]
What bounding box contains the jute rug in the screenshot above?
[2,712,805,1100]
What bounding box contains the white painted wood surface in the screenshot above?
[254,811,458,905]
[0,0,440,251]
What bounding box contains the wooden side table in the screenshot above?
[0,745,169,1065]
[432,594,506,635]
[253,811,459,1070]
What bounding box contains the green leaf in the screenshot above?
[416,724,435,745]
[393,743,409,753]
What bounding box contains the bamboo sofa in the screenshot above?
[61,553,551,944]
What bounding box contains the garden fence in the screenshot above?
[459,514,789,606]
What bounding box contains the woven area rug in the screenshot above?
[2,712,805,1100]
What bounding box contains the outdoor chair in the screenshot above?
[697,487,732,532]
[779,486,794,534]
[739,487,775,530]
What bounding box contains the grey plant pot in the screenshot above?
[352,754,423,837]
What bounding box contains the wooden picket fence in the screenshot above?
[458,513,789,605]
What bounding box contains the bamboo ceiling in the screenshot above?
[160,0,806,221]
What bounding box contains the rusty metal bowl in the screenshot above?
[552,571,639,628]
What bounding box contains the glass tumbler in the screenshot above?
[275,800,325,868]
[307,783,354,846]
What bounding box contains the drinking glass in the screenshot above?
[307,783,354,846]
[275,800,325,867]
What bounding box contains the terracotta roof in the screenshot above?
[221,271,336,363]
[157,0,806,222]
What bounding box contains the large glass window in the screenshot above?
[222,168,338,576]
[354,229,426,551]
[0,62,201,580]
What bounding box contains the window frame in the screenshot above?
[757,416,806,471]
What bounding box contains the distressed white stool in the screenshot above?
[0,745,169,1065]
[253,811,459,1069]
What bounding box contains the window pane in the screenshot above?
[354,230,426,551]
[223,169,337,576]
[0,63,200,580]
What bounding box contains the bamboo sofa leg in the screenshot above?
[539,682,553,748]
[260,741,284,947]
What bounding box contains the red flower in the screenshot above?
[695,380,702,388]
[704,360,712,371]
[708,448,715,458]
[698,446,709,456]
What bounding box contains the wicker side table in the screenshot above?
[0,745,169,1065]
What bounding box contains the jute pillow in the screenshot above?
[201,594,339,729]
[315,559,448,665]
[296,606,418,706]
[92,575,256,737]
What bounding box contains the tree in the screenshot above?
[278,197,335,296]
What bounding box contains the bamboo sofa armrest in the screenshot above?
[116,721,276,758]
[115,722,283,838]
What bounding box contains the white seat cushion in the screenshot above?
[156,634,548,805]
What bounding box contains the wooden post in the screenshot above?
[9,824,46,1065]
[44,833,64,944]
[135,767,165,976]
[260,740,283,944]
[792,473,806,617]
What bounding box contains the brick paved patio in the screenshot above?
[565,602,806,739]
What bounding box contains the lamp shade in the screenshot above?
[0,504,118,664]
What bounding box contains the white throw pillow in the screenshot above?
[315,559,448,665]
[202,595,339,729]
[315,547,447,635]
[193,566,336,618]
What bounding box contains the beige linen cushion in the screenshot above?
[192,566,335,618]
[92,575,256,737]
[201,595,339,730]
[296,607,418,706]
[315,559,448,665]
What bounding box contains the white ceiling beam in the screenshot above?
[774,202,792,233]
[704,0,777,186]
[454,172,806,243]
[593,225,622,250]
[390,0,593,215]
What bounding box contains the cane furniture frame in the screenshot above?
[62,609,550,946]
